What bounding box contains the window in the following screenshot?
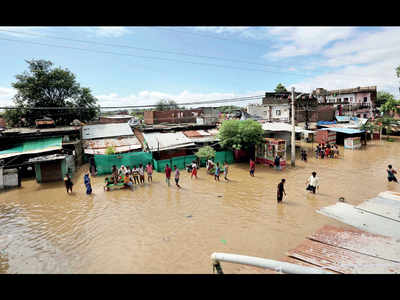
[364,113,368,118]
[364,97,368,102]
[275,110,281,116]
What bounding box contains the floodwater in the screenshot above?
[1,138,400,274]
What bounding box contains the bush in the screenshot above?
[105,146,116,155]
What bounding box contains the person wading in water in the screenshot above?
[249,159,255,177]
[387,165,399,183]
[306,171,319,194]
[277,179,286,203]
[165,164,172,187]
[64,173,73,194]
[174,165,181,188]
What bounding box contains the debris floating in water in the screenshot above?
[221,239,227,244]
[186,215,192,218]
[338,197,345,202]
[217,195,223,198]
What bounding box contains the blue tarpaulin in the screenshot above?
[317,121,337,126]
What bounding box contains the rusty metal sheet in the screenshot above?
[287,239,400,274]
[317,202,400,239]
[83,137,142,154]
[283,257,341,274]
[183,130,203,137]
[308,225,400,263]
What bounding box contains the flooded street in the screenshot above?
[1,138,400,274]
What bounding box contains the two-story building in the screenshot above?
[313,86,377,119]
[247,92,334,126]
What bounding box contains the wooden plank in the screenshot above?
[317,202,400,239]
[308,225,400,263]
[287,239,400,274]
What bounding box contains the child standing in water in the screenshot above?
[165,164,172,187]
[214,162,220,181]
[64,173,73,194]
[174,165,181,188]
[223,161,229,181]
[249,159,255,177]
[146,162,153,183]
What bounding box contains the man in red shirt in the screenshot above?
[249,159,255,177]
[165,164,172,187]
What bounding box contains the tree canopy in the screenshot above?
[218,119,264,151]
[274,83,288,93]
[195,146,216,160]
[4,59,100,127]
[376,91,396,107]
[155,99,180,111]
[379,98,400,115]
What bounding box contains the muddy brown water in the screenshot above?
[1,139,400,274]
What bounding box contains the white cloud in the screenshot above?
[0,87,16,106]
[290,27,400,97]
[265,27,356,59]
[92,27,130,38]
[0,27,47,38]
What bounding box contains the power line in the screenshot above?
[0,28,317,73]
[0,37,310,78]
[0,95,264,110]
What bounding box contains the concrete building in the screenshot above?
[144,109,203,125]
[248,92,334,125]
[313,86,377,119]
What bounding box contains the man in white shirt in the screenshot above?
[306,171,319,194]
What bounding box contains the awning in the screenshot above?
[262,122,314,134]
[0,137,63,159]
[319,127,365,134]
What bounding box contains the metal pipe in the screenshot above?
[211,252,334,274]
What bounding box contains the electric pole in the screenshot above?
[291,87,296,167]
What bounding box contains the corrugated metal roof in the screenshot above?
[82,137,142,155]
[142,132,195,152]
[308,225,400,263]
[317,202,400,239]
[29,154,67,163]
[82,123,134,140]
[0,137,63,159]
[262,122,314,133]
[287,238,400,274]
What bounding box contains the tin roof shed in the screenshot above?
[142,132,195,152]
[82,123,134,140]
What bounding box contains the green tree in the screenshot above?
[195,146,216,160]
[380,98,400,116]
[376,91,396,107]
[274,83,288,93]
[218,119,264,151]
[155,99,180,111]
[396,65,400,78]
[4,59,99,127]
[376,116,397,140]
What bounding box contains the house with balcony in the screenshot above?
[247,92,334,127]
[313,86,377,119]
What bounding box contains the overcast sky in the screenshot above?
[0,26,399,108]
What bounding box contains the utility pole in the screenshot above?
[291,87,296,167]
